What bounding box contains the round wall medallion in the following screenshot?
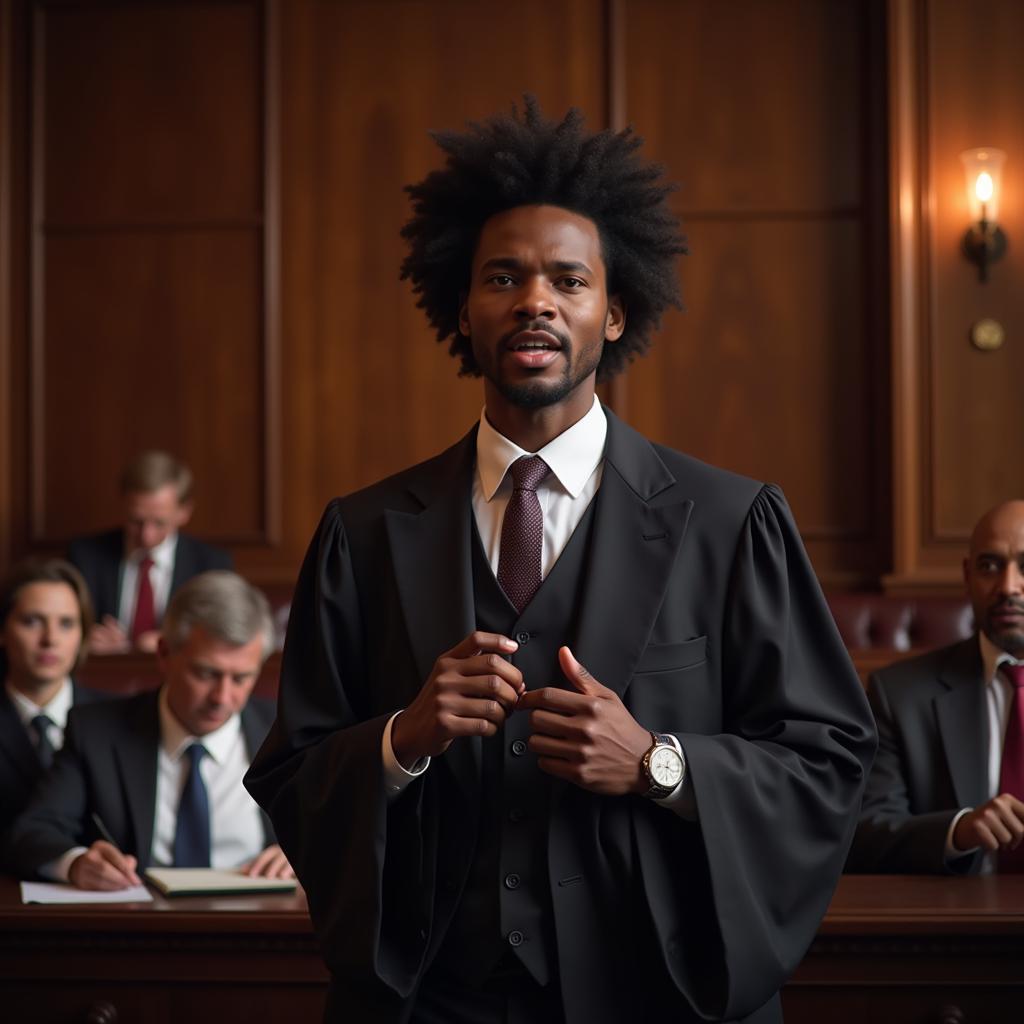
[970,318,1005,351]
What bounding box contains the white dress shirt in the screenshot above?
[48,687,265,881]
[945,632,1022,871]
[5,677,74,753]
[381,396,694,816]
[116,532,178,628]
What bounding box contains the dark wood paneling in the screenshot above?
[29,0,273,549]
[621,0,888,582]
[39,231,265,539]
[887,0,1024,591]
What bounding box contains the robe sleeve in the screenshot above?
[644,483,877,1019]
[244,501,430,1000]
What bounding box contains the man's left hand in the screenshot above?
[242,844,295,879]
[517,646,650,796]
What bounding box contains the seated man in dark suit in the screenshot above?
[849,499,1024,873]
[0,559,107,838]
[68,450,233,655]
[5,571,292,889]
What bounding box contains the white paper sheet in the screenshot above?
[20,881,153,904]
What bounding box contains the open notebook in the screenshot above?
[144,867,297,897]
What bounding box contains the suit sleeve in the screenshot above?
[244,502,429,1000]
[642,484,877,1019]
[845,675,978,874]
[3,711,94,877]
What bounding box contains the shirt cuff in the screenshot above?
[944,807,979,860]
[382,710,430,802]
[42,846,88,883]
[651,735,698,821]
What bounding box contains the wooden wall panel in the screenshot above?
[620,0,889,582]
[30,0,271,547]
[888,0,1024,590]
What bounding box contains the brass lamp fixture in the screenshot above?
[960,147,1007,282]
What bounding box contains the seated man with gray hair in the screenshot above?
[4,571,292,889]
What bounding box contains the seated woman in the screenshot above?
[0,559,106,838]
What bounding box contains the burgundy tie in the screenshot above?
[497,456,550,613]
[998,663,1024,872]
[130,555,157,641]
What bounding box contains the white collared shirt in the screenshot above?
[5,677,74,753]
[150,686,265,869]
[116,531,178,629]
[472,395,606,578]
[945,632,1023,871]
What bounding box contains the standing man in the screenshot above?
[68,450,232,654]
[246,100,874,1024]
[6,571,291,888]
[849,500,1024,874]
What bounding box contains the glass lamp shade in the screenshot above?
[960,147,1007,224]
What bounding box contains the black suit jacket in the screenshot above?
[0,682,107,840]
[246,409,875,1024]
[5,690,276,875]
[67,529,233,622]
[847,637,989,874]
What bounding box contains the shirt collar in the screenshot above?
[158,684,242,764]
[4,677,74,731]
[979,630,1024,688]
[475,395,607,501]
[128,531,178,570]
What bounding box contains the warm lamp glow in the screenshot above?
[959,148,1008,282]
[960,147,1006,223]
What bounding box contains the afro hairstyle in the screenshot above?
[400,97,686,381]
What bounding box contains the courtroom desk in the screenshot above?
[782,874,1024,1024]
[0,877,327,1023]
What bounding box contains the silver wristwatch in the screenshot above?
[641,732,685,799]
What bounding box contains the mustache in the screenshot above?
[990,598,1024,614]
[500,322,570,349]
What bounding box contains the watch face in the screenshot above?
[650,746,683,788]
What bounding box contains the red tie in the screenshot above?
[998,663,1024,872]
[130,556,156,641]
[496,456,550,613]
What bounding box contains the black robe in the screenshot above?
[246,409,876,1023]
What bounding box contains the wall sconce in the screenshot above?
[960,147,1007,282]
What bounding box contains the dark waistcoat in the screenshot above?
[429,503,598,989]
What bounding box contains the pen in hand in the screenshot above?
[84,812,142,889]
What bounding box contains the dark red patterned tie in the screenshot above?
[497,456,550,613]
[130,555,156,641]
[998,663,1024,872]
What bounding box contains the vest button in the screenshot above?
[504,873,521,890]
[515,631,530,645]
[511,739,527,757]
[508,807,525,823]
[507,930,524,947]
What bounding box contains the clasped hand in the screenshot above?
[390,633,650,796]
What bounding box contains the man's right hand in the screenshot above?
[87,616,131,655]
[952,793,1024,853]
[68,840,142,890]
[390,631,524,770]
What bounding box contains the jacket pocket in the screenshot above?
[633,636,707,675]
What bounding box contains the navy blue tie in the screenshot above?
[173,743,211,867]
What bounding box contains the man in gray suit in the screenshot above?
[849,499,1024,873]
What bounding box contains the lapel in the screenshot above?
[240,704,275,845]
[935,639,988,808]
[385,430,479,799]
[112,691,161,864]
[99,531,125,619]
[571,409,693,699]
[169,534,193,595]
[0,691,41,787]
